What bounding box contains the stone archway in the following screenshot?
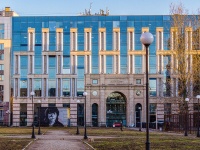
[106,92,126,127]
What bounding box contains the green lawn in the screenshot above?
[66,127,200,150]
[0,127,200,150]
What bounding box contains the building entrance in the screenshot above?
[106,92,126,127]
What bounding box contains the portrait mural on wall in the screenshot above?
[39,107,68,127]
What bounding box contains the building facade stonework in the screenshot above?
[10,15,199,127]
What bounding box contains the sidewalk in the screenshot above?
[26,130,93,150]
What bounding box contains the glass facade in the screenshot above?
[11,15,175,127]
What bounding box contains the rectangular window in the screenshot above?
[0,44,4,50]
[63,78,70,97]
[135,55,142,74]
[34,79,42,97]
[164,103,171,115]
[136,79,141,84]
[106,56,113,74]
[63,56,70,74]
[92,79,98,84]
[48,56,56,78]
[20,79,27,97]
[149,103,157,122]
[48,79,56,97]
[0,24,4,39]
[0,75,4,81]
[149,78,157,97]
[0,65,4,70]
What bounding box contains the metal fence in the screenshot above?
[164,112,200,135]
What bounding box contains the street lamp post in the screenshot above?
[140,32,154,150]
[30,91,35,139]
[38,100,41,135]
[138,107,142,131]
[83,92,88,139]
[184,98,189,136]
[196,95,200,137]
[76,100,80,135]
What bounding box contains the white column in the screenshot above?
[56,55,59,74]
[127,55,131,74]
[175,78,178,97]
[171,78,174,97]
[42,56,44,74]
[132,55,135,74]
[46,79,48,97]
[157,55,160,73]
[18,78,20,97]
[89,55,91,74]
[85,55,88,74]
[99,55,102,73]
[161,31,164,50]
[60,56,63,74]
[56,78,58,97]
[60,79,63,97]
[142,55,145,73]
[13,79,16,97]
[103,55,106,74]
[113,55,116,73]
[27,79,30,97]
[28,55,31,74]
[70,78,73,97]
[160,55,163,73]
[117,55,120,74]
[18,55,20,75]
[46,56,49,74]
[32,55,35,74]
[74,79,77,97]
[156,78,160,97]
[171,55,174,74]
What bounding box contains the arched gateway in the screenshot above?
[106,92,126,127]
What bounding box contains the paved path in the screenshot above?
[26,130,93,150]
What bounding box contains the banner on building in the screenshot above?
[39,107,69,127]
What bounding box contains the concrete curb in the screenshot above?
[83,140,95,150]
[22,139,37,150]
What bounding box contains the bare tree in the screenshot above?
[169,2,200,113]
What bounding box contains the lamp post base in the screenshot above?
[197,127,200,137]
[38,128,41,135]
[76,126,80,135]
[145,141,150,150]
[184,131,188,136]
[84,134,88,139]
[31,124,36,139]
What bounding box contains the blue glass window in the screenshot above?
[0,24,4,39]
[20,56,28,78]
[149,55,156,74]
[48,56,56,78]
[20,79,27,97]
[35,56,42,74]
[48,79,56,97]
[106,56,113,74]
[63,78,70,97]
[135,55,142,74]
[34,79,42,97]
[149,78,156,97]
[63,56,70,74]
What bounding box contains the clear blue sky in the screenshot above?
[0,0,200,16]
